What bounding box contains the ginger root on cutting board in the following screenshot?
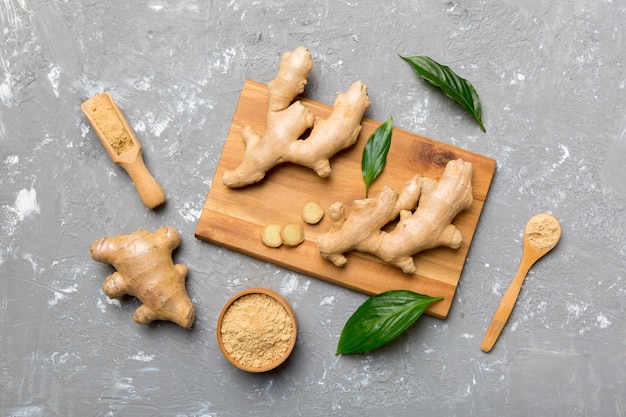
[90,226,195,329]
[222,46,371,188]
[317,159,474,274]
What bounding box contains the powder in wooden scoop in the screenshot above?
[220,293,294,370]
[88,94,134,155]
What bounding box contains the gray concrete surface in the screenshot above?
[1,1,625,416]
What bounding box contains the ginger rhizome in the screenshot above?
[222,46,371,188]
[90,226,195,329]
[317,159,474,274]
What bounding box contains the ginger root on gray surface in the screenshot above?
[90,226,195,329]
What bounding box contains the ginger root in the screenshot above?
[223,46,371,188]
[317,159,474,274]
[90,226,195,329]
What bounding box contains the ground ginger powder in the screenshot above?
[220,293,294,369]
[526,213,560,249]
[89,94,134,155]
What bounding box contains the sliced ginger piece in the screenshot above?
[302,200,324,224]
[262,224,283,248]
[280,222,305,247]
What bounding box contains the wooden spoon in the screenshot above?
[81,92,166,209]
[481,213,561,352]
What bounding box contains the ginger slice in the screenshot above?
[280,223,305,247]
[302,200,324,224]
[262,224,283,248]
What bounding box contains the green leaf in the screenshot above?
[362,116,393,198]
[337,290,443,354]
[400,55,486,132]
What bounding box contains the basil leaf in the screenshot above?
[362,116,393,197]
[337,290,443,354]
[400,55,486,132]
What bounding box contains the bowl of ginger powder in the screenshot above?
[217,287,297,372]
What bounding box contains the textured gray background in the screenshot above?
[1,0,625,416]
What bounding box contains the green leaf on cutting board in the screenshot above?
[399,54,486,132]
[337,290,443,354]
[362,116,393,198]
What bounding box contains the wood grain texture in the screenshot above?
[195,80,496,319]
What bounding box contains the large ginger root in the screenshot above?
[90,226,195,329]
[317,159,474,274]
[223,46,371,188]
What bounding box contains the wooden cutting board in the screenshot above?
[195,80,496,319]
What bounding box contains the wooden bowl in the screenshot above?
[216,287,297,372]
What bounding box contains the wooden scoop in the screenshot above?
[481,213,561,352]
[81,92,166,209]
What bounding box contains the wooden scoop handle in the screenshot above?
[119,154,166,209]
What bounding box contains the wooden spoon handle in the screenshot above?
[119,154,166,209]
[480,262,531,352]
